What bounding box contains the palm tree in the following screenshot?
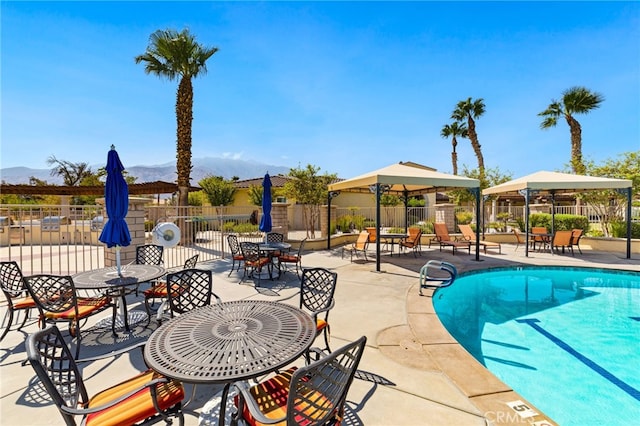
[440,122,468,175]
[452,97,486,180]
[135,28,218,206]
[538,86,604,175]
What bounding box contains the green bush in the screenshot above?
[144,220,155,232]
[610,221,640,239]
[415,221,434,234]
[529,213,589,233]
[233,222,259,234]
[388,227,405,234]
[222,221,237,232]
[455,211,473,225]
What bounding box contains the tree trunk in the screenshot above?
[176,77,194,207]
[565,115,584,174]
[467,117,485,179]
[451,136,458,175]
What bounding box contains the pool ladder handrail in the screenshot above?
[419,260,457,295]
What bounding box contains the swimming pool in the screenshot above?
[433,266,640,426]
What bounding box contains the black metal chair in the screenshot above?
[299,267,338,354]
[24,274,116,359]
[166,269,221,319]
[143,254,199,324]
[239,242,272,286]
[277,238,307,278]
[136,244,164,265]
[231,336,367,426]
[227,234,245,276]
[0,261,37,342]
[26,325,185,426]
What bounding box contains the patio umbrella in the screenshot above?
[259,173,272,236]
[99,145,131,276]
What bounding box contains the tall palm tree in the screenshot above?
[135,28,218,206]
[452,97,486,180]
[440,122,468,175]
[538,86,604,175]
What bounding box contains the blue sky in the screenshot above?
[2,1,639,182]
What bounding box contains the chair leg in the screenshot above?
[0,309,14,342]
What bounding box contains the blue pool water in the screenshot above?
[433,266,640,426]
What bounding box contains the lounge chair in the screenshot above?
[432,223,471,255]
[458,224,501,254]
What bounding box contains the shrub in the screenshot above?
[233,222,259,235]
[144,220,155,232]
[455,211,473,225]
[529,213,589,233]
[222,221,237,232]
[610,221,640,239]
[415,221,434,234]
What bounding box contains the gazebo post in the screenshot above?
[375,183,382,272]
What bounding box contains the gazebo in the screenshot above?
[328,162,481,271]
[483,171,633,258]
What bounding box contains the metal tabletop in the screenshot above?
[259,242,292,251]
[73,264,166,289]
[380,233,408,256]
[144,300,316,384]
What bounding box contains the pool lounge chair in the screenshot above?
[458,224,501,254]
[432,223,471,255]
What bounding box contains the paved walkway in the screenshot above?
[1,242,638,425]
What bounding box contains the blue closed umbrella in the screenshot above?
[99,145,131,275]
[259,173,272,234]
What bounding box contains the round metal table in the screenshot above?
[144,300,315,425]
[73,265,165,331]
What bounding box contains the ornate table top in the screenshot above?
[144,300,316,384]
[259,242,292,250]
[73,264,165,289]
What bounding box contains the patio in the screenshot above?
[1,242,638,425]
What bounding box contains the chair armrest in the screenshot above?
[232,381,286,425]
[59,377,171,415]
[76,340,146,364]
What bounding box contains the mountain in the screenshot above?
[0,157,291,185]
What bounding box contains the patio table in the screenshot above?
[73,264,165,331]
[259,242,292,277]
[379,233,407,256]
[144,300,315,425]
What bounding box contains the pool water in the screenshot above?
[433,266,640,426]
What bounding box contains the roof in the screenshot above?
[327,162,479,195]
[482,171,632,196]
[233,175,292,189]
[0,181,201,196]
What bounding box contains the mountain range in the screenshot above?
[0,157,292,185]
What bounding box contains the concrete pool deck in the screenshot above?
[1,242,638,425]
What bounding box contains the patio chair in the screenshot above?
[26,325,185,426]
[432,223,471,255]
[0,261,37,342]
[531,227,550,252]
[298,267,338,354]
[458,224,501,254]
[239,242,272,286]
[552,230,574,255]
[166,269,221,319]
[227,234,245,276]
[24,274,116,360]
[342,231,369,262]
[143,254,199,324]
[366,226,388,251]
[132,244,164,296]
[278,238,307,278]
[231,336,366,426]
[571,228,584,254]
[399,227,422,257]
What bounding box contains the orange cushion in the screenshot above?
[233,255,244,261]
[316,319,327,332]
[279,255,298,263]
[143,283,187,298]
[45,296,110,320]
[13,296,37,309]
[85,369,184,426]
[246,258,270,267]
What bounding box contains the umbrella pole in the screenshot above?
[116,246,122,276]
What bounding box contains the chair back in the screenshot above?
[553,230,573,246]
[266,232,284,244]
[457,224,476,241]
[239,242,262,263]
[136,244,164,265]
[434,223,452,242]
[408,227,421,242]
[364,227,377,243]
[166,269,214,316]
[227,234,241,256]
[571,228,583,244]
[300,268,337,315]
[295,238,307,257]
[24,274,78,316]
[355,231,369,249]
[512,228,524,244]
[0,261,27,298]
[286,336,367,425]
[26,325,89,426]
[183,254,199,269]
[531,227,547,242]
